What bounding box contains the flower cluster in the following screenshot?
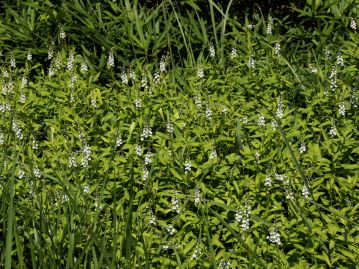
[141,123,152,141]
[197,66,204,78]
[68,152,77,168]
[116,134,123,147]
[107,51,115,68]
[267,228,281,245]
[258,114,265,127]
[266,17,273,35]
[276,97,284,119]
[248,55,255,69]
[274,42,280,56]
[194,187,201,205]
[230,47,237,59]
[264,175,272,188]
[299,142,306,154]
[171,192,180,213]
[235,200,251,231]
[184,160,192,174]
[209,43,215,58]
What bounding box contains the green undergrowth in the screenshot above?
[0,0,359,268]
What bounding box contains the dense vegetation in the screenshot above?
[0,0,358,268]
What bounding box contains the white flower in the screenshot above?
[248,55,255,69]
[59,27,66,39]
[242,201,251,231]
[135,144,142,156]
[129,67,136,80]
[266,18,272,35]
[81,143,91,168]
[12,119,23,140]
[116,134,123,147]
[329,66,337,79]
[274,42,280,56]
[144,152,152,165]
[350,95,358,108]
[302,185,310,199]
[247,24,254,29]
[258,115,265,127]
[254,152,260,162]
[329,125,337,137]
[83,184,90,194]
[135,98,142,108]
[209,149,217,159]
[67,51,75,72]
[285,188,294,200]
[20,76,27,89]
[166,225,176,235]
[18,168,25,179]
[274,173,286,182]
[235,210,242,223]
[276,97,284,119]
[91,98,97,108]
[33,164,41,178]
[194,94,202,110]
[219,260,232,269]
[2,80,13,95]
[338,102,346,116]
[68,153,77,168]
[80,62,88,73]
[0,133,4,145]
[184,160,192,174]
[27,50,32,61]
[29,181,34,196]
[191,247,201,260]
[299,142,306,154]
[121,68,128,84]
[148,209,156,225]
[142,167,149,181]
[166,122,174,134]
[336,53,344,67]
[10,53,16,68]
[324,47,331,59]
[48,47,54,60]
[265,175,272,188]
[240,117,248,124]
[308,64,318,74]
[350,18,356,30]
[171,195,180,213]
[107,51,115,68]
[2,69,9,78]
[209,43,216,58]
[220,104,228,113]
[267,228,281,245]
[70,92,75,103]
[69,74,77,88]
[205,105,212,120]
[197,67,204,78]
[48,66,55,77]
[160,55,167,73]
[141,75,148,88]
[140,124,152,141]
[154,71,160,84]
[194,187,201,205]
[230,47,237,59]
[330,79,338,92]
[32,137,38,150]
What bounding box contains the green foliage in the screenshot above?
[0,0,359,268]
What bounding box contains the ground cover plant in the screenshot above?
[0,0,358,268]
